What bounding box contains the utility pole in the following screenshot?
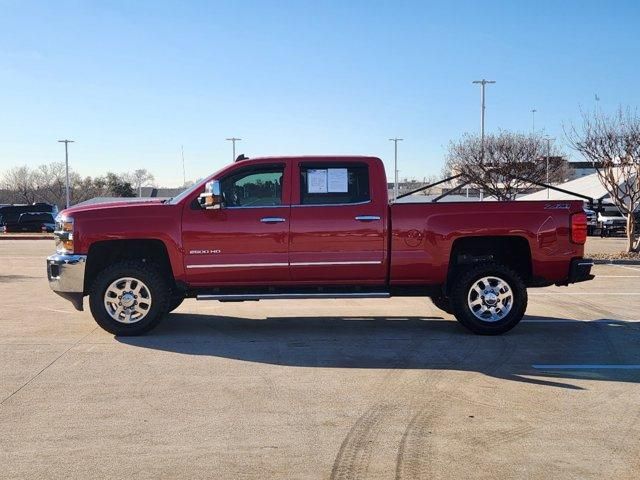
[531,109,537,133]
[181,145,186,186]
[226,137,241,162]
[389,138,403,201]
[57,139,74,209]
[546,137,553,199]
[472,79,496,149]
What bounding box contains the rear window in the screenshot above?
[300,163,370,205]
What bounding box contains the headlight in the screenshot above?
[54,215,74,253]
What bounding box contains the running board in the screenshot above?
[197,292,391,301]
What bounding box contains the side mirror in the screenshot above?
[198,180,223,209]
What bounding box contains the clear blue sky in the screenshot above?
[2,0,639,186]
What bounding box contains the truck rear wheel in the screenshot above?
[449,262,527,335]
[89,261,170,336]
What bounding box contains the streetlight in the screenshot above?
[546,137,553,199]
[57,139,74,209]
[531,109,537,133]
[226,137,241,162]
[472,79,496,149]
[388,138,403,201]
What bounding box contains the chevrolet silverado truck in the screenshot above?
[46,155,594,336]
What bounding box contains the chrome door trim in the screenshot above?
[354,215,381,221]
[290,260,382,266]
[186,262,289,269]
[186,260,382,269]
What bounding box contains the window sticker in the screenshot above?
[327,168,348,193]
[307,169,328,193]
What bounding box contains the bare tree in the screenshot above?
[445,131,567,201]
[567,108,640,252]
[124,169,156,197]
[0,166,38,204]
[33,162,68,206]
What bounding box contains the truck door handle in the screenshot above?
[355,215,381,222]
[260,217,286,223]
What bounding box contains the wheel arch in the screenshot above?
[446,235,532,292]
[83,239,175,294]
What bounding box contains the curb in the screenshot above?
[593,259,640,265]
[0,235,53,240]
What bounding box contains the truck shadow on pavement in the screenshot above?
[117,314,640,390]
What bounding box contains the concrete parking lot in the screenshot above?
[1,240,639,479]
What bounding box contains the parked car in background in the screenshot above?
[597,210,627,237]
[584,208,597,236]
[3,212,56,233]
[47,155,593,337]
[0,203,58,228]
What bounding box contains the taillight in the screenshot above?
[571,212,587,244]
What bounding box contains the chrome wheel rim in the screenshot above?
[103,277,152,324]
[467,276,513,322]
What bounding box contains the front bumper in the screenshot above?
[567,258,595,284]
[46,254,87,311]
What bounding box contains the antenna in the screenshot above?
[181,145,186,186]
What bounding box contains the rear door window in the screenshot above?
[299,163,370,205]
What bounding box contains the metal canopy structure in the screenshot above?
[394,171,613,209]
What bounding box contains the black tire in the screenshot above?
[430,295,453,314]
[167,291,185,313]
[449,262,527,335]
[89,260,170,336]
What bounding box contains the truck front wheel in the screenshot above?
[89,261,170,336]
[449,263,527,335]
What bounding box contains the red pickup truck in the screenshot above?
[47,155,593,336]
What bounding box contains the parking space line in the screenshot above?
[533,364,640,370]
[529,292,640,295]
[596,275,640,278]
[615,264,640,272]
[522,319,639,323]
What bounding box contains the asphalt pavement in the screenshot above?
[1,240,639,479]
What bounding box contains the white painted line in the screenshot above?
[522,319,639,324]
[529,292,640,295]
[522,319,584,323]
[596,275,640,278]
[615,264,640,272]
[533,364,640,370]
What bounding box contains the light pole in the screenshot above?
[472,79,496,149]
[389,138,403,201]
[226,137,241,162]
[57,139,74,209]
[546,137,553,199]
[181,145,186,186]
[531,109,537,133]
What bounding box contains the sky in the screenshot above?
[1,0,640,187]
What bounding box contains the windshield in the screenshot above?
[167,179,209,205]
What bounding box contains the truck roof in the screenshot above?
[237,155,381,163]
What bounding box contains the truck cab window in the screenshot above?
[220,167,284,208]
[300,163,370,205]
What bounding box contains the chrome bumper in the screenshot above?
[46,254,87,311]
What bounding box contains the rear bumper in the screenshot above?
[46,254,87,311]
[564,258,595,285]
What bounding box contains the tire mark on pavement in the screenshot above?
[395,405,438,480]
[330,404,392,480]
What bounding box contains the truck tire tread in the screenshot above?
[450,262,528,335]
[88,260,170,336]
